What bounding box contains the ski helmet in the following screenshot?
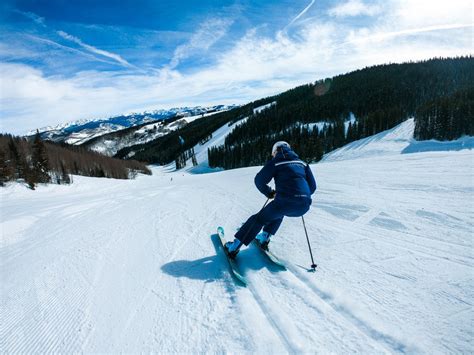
[272,141,290,156]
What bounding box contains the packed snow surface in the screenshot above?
[1,120,473,353]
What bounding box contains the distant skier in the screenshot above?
[225,141,317,258]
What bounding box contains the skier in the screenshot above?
[224,141,317,258]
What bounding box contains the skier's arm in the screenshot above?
[254,160,275,198]
[305,164,317,194]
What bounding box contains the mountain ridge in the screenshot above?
[27,104,238,145]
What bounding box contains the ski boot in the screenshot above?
[224,239,242,259]
[256,232,272,250]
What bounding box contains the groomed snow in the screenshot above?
[183,116,249,174]
[1,120,473,353]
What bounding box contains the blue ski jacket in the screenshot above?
[254,145,317,204]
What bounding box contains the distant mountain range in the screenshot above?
[82,109,233,157]
[27,105,238,146]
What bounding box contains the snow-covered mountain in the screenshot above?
[85,110,227,157]
[27,105,237,146]
[2,119,472,353]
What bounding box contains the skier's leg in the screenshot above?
[255,215,283,249]
[257,199,311,247]
[235,201,284,246]
[263,217,283,235]
[234,214,264,246]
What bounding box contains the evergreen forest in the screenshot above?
[0,133,151,189]
[114,57,473,170]
[208,57,473,169]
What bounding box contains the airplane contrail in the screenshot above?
[57,30,136,69]
[285,0,316,30]
[337,23,474,48]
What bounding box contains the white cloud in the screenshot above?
[14,9,46,27]
[340,0,474,54]
[328,0,382,17]
[12,8,136,69]
[168,18,233,69]
[57,30,135,68]
[388,0,473,28]
[343,23,474,47]
[23,34,120,65]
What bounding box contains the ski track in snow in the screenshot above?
[1,119,473,353]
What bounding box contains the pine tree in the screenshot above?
[191,150,198,166]
[32,131,50,183]
[0,148,10,186]
[8,137,22,179]
[23,163,36,190]
[60,162,71,184]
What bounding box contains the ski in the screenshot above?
[214,227,247,286]
[253,238,287,270]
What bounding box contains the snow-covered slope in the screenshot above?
[323,118,474,161]
[2,120,473,353]
[323,118,416,161]
[181,116,249,174]
[253,101,276,114]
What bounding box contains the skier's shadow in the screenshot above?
[161,255,224,283]
[161,234,283,284]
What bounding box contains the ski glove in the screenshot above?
[267,190,276,199]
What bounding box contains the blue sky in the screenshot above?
[1,0,472,134]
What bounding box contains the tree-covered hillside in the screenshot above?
[114,57,473,170]
[114,97,274,164]
[208,57,473,169]
[414,87,473,140]
[0,133,151,189]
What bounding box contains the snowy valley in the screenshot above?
[1,119,473,353]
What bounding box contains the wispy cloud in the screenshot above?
[344,23,474,46]
[27,34,121,65]
[9,8,138,70]
[389,0,473,28]
[328,0,382,18]
[14,9,47,27]
[168,18,233,69]
[57,30,135,68]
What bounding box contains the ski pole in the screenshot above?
[302,216,317,271]
[260,198,270,212]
